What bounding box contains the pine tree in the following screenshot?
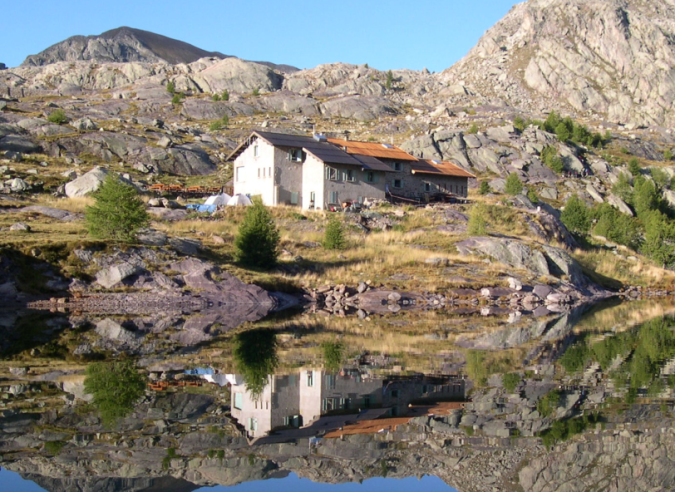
[468,203,489,235]
[84,174,149,242]
[234,198,280,269]
[324,216,346,249]
[560,194,590,234]
[385,70,394,90]
[479,181,491,195]
[505,172,523,195]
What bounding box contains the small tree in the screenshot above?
[234,198,280,269]
[560,194,590,234]
[212,94,221,101]
[664,149,673,161]
[85,174,149,242]
[166,80,175,94]
[505,172,523,195]
[47,109,68,125]
[234,329,278,397]
[467,123,479,134]
[252,88,260,97]
[628,157,641,177]
[171,92,185,104]
[468,203,489,235]
[322,341,344,371]
[324,216,346,249]
[222,90,230,101]
[479,181,491,195]
[385,70,394,90]
[84,361,146,426]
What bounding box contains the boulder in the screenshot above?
[95,318,138,342]
[456,237,550,276]
[0,135,40,153]
[607,194,634,216]
[95,262,141,289]
[9,222,31,232]
[8,178,29,192]
[72,117,98,131]
[64,166,109,198]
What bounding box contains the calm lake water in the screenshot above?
[2,298,675,491]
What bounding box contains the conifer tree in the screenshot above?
[85,174,149,242]
[234,198,280,269]
[324,216,346,250]
[505,172,523,195]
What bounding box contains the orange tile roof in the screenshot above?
[411,159,476,178]
[328,138,418,161]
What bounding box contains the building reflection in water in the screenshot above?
[203,370,466,444]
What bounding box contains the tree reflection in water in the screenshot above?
[234,329,278,397]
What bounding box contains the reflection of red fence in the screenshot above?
[148,184,234,197]
[148,380,204,391]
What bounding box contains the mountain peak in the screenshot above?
[21,27,229,67]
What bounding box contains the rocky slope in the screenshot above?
[441,0,675,126]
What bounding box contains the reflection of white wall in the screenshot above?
[230,376,273,439]
[299,370,323,425]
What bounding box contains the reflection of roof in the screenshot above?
[411,159,476,178]
[328,138,418,161]
[324,417,412,438]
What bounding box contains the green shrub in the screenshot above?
[527,187,539,204]
[385,70,394,90]
[44,441,66,455]
[84,361,146,426]
[513,115,527,132]
[209,114,229,132]
[479,181,491,195]
[650,167,670,189]
[322,341,344,371]
[222,90,230,101]
[559,342,590,373]
[664,149,673,161]
[324,216,346,250]
[47,109,68,125]
[166,80,175,94]
[234,329,278,397]
[541,145,565,173]
[467,123,478,134]
[628,157,641,177]
[504,172,523,195]
[502,373,521,393]
[84,174,149,242]
[468,203,489,235]
[560,194,590,234]
[252,88,260,97]
[212,94,221,101]
[171,92,185,104]
[234,198,280,269]
[537,390,561,418]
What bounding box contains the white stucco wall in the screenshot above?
[301,154,326,210]
[232,137,276,205]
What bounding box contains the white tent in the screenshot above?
[227,194,253,206]
[204,193,232,206]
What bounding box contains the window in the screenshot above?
[258,168,261,178]
[268,166,272,178]
[307,372,314,387]
[236,167,243,182]
[290,192,299,205]
[330,191,338,204]
[393,179,402,188]
[393,162,402,171]
[309,192,316,209]
[424,182,431,192]
[344,169,355,182]
[326,167,339,181]
[366,172,377,183]
[253,144,259,157]
[233,393,243,410]
[391,389,399,398]
[248,418,258,432]
[288,148,303,162]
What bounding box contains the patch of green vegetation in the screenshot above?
[322,340,344,371]
[505,172,523,195]
[84,361,147,426]
[44,440,65,455]
[234,329,278,397]
[235,198,280,269]
[85,174,149,243]
[478,181,491,195]
[324,216,346,250]
[534,111,605,148]
[468,203,489,235]
[502,373,521,393]
[537,390,561,418]
[539,413,602,448]
[47,109,68,125]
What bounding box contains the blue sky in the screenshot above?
[0,470,457,492]
[1,0,520,70]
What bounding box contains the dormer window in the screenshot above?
[288,148,303,162]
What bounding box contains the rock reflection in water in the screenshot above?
[3,304,675,491]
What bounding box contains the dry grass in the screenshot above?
[573,247,675,288]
